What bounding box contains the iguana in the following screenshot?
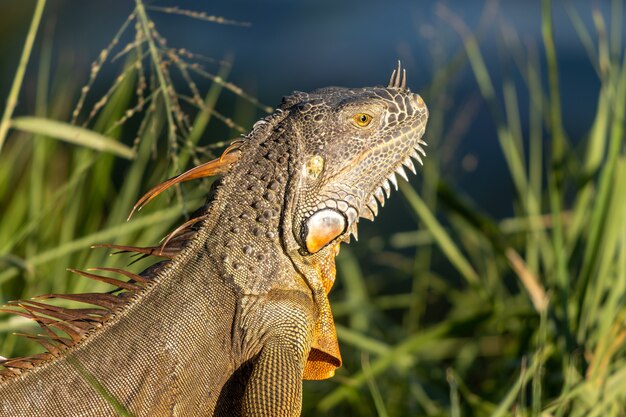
[0,63,428,416]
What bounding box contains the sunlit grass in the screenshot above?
[0,0,254,361]
[312,1,626,416]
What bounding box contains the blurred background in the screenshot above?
[0,0,625,416]
[0,0,611,219]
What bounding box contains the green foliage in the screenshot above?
[1,1,625,416]
[312,1,626,416]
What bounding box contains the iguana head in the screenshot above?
[283,63,429,255]
[128,63,428,259]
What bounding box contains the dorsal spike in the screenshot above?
[387,69,397,88]
[158,213,211,255]
[10,300,108,320]
[7,310,87,343]
[128,145,241,220]
[388,61,407,89]
[91,243,175,259]
[1,358,36,370]
[34,293,122,311]
[14,334,63,356]
[34,333,73,347]
[88,267,150,284]
[13,302,92,327]
[395,61,401,87]
[67,268,142,292]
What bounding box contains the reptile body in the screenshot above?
[0,64,428,416]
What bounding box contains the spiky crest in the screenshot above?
[0,143,243,381]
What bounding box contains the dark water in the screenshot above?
[0,0,622,221]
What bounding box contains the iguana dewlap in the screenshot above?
[0,63,428,417]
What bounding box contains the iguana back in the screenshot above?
[0,63,428,417]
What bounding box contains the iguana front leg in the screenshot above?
[240,292,315,417]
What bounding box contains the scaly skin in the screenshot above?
[0,64,428,416]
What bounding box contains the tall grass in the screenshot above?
[0,1,258,359]
[310,1,626,416]
[1,1,625,416]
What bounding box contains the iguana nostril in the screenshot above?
[412,94,425,108]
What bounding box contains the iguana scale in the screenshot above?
[0,63,428,416]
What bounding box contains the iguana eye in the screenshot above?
[353,113,373,127]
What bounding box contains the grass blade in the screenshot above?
[10,117,135,159]
[0,0,46,153]
[67,356,136,417]
[400,181,479,286]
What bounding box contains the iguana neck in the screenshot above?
[203,114,312,295]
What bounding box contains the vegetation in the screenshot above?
[0,0,625,416]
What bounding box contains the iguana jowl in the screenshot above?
[0,63,428,416]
